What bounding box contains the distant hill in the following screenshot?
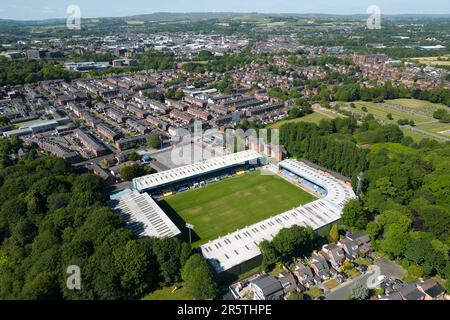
[1,12,449,27]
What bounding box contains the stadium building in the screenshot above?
[109,189,181,238]
[132,150,262,196]
[109,150,263,240]
[114,150,355,276]
[200,158,356,275]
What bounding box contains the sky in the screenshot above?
[1,0,450,20]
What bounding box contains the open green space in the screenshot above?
[268,110,340,129]
[159,171,316,246]
[409,55,450,67]
[143,285,192,300]
[353,101,430,123]
[351,99,450,139]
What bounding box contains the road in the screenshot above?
[401,125,450,142]
[325,271,373,300]
[325,258,406,300]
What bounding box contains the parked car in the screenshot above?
[338,272,348,280]
[393,279,404,286]
[356,265,368,273]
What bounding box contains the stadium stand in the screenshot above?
[109,189,181,238]
[132,150,261,193]
[200,159,356,274]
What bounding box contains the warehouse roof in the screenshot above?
[109,189,181,238]
[133,150,261,192]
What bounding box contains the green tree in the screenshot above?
[350,284,370,300]
[182,254,217,300]
[20,272,60,300]
[328,224,339,243]
[120,164,141,181]
[128,152,140,162]
[379,224,410,258]
[259,240,279,270]
[342,199,368,230]
[147,133,161,149]
[408,265,423,279]
[151,237,191,286]
[113,240,158,299]
[272,226,312,261]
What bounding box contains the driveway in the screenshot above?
[325,272,372,300]
[375,257,407,280]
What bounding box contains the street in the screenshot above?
[325,258,406,300]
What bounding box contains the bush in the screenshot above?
[433,109,450,123]
[397,118,411,126]
[408,265,424,279]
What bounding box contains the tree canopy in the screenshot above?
[0,151,200,300]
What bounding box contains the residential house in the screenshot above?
[378,292,403,300]
[398,283,426,300]
[278,272,298,297]
[417,279,446,300]
[346,233,372,255]
[250,275,285,300]
[294,262,315,289]
[320,244,346,270]
[310,253,331,281]
[337,237,360,260]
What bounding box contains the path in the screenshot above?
[401,125,450,142]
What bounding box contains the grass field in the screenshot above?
[143,285,191,300]
[268,110,340,129]
[269,99,449,141]
[353,101,430,123]
[159,171,316,246]
[409,55,450,67]
[351,99,450,140]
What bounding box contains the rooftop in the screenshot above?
[201,159,356,273]
[132,150,261,192]
[109,189,181,238]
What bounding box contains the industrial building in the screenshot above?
[2,117,71,137]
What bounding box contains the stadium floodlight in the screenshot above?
[186,223,195,244]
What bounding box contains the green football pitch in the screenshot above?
[158,171,316,246]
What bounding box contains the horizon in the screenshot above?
[3,11,450,22]
[1,0,450,21]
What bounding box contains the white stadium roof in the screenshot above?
[109,190,181,238]
[200,159,356,273]
[133,150,261,192]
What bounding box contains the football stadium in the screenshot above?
[111,150,356,276]
[160,171,317,246]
